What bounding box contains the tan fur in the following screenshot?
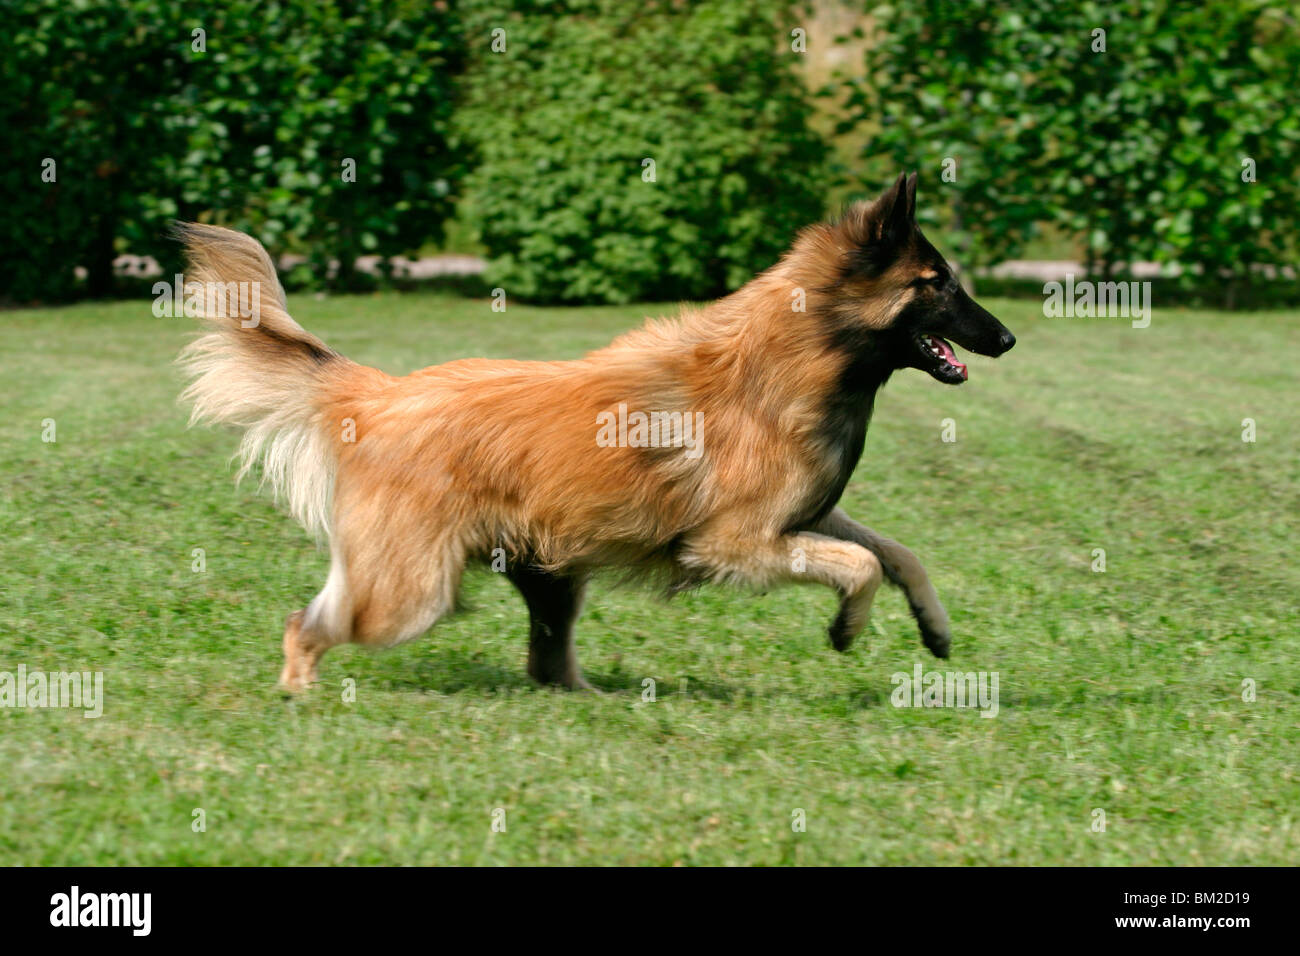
[177,192,954,691]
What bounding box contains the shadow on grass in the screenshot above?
[361,644,1212,714]
[371,650,531,695]
[367,647,743,701]
[583,668,740,702]
[826,680,1227,714]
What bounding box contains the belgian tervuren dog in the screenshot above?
[177,173,1014,691]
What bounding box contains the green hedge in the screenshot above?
[1,0,464,302]
[455,0,831,304]
[5,0,1296,307]
[841,0,1300,299]
[1,1,193,301]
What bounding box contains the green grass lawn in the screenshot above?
[1,291,1296,865]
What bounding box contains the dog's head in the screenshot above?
[818,172,1014,385]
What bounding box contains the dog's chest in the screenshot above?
[782,392,874,531]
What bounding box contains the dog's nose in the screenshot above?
[998,330,1016,353]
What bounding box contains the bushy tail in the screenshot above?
[174,222,348,536]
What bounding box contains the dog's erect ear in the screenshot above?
[838,173,920,274]
[878,172,915,247]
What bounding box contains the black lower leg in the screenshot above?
[506,565,588,688]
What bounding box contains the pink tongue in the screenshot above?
[931,336,968,379]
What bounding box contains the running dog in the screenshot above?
[176,173,1015,691]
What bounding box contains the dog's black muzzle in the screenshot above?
[948,288,1015,357]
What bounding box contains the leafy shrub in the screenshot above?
[0,0,465,302]
[842,0,1300,298]
[1,1,193,301]
[456,0,831,304]
[162,0,467,289]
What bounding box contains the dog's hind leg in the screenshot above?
[810,507,952,658]
[279,538,464,691]
[506,565,591,690]
[280,608,344,692]
[280,551,351,692]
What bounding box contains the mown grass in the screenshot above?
[0,290,1296,865]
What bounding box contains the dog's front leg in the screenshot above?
[810,507,952,658]
[681,530,883,652]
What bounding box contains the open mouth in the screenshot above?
[917,333,968,384]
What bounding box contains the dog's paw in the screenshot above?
[907,598,952,658]
[277,664,317,694]
[829,587,877,652]
[919,620,951,658]
[278,677,314,695]
[827,606,858,652]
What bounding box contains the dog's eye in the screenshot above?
[915,274,946,289]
